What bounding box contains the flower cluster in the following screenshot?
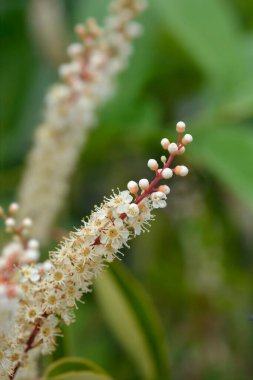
[18,0,147,243]
[0,121,193,379]
[0,204,42,380]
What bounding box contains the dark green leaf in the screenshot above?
[43,357,113,380]
[95,262,170,380]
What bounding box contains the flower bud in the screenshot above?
[176,121,186,133]
[5,218,15,228]
[127,181,139,194]
[9,203,19,215]
[28,239,39,250]
[158,185,171,195]
[176,146,186,155]
[161,168,173,179]
[147,159,158,171]
[161,138,170,150]
[168,143,178,155]
[22,218,33,228]
[174,165,189,176]
[182,134,193,145]
[161,156,167,164]
[139,179,149,190]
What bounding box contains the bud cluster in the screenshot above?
[127,121,193,209]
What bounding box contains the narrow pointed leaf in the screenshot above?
[43,357,113,380]
[95,262,170,379]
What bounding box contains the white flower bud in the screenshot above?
[22,218,33,228]
[139,179,149,190]
[9,202,19,215]
[158,185,171,195]
[127,181,139,194]
[148,159,158,171]
[176,146,186,155]
[182,134,193,145]
[174,165,189,176]
[161,156,167,164]
[28,239,39,250]
[161,138,170,150]
[5,218,15,228]
[176,121,186,133]
[67,43,83,57]
[168,143,178,155]
[161,168,173,179]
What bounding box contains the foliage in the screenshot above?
[1,0,253,379]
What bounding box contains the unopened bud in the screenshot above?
[168,143,178,155]
[148,159,158,171]
[182,134,193,145]
[158,185,171,195]
[5,218,15,228]
[9,203,19,215]
[22,218,33,228]
[139,179,149,190]
[174,165,189,176]
[176,121,186,133]
[161,138,170,150]
[127,181,139,194]
[161,168,173,179]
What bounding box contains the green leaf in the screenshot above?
[43,357,113,380]
[95,262,170,380]
[151,0,244,89]
[192,124,253,211]
[220,78,253,121]
[72,0,110,25]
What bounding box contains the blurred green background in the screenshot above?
[1,0,253,379]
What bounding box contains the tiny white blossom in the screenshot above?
[150,192,167,209]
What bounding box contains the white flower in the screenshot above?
[100,218,129,250]
[21,266,40,283]
[150,192,167,209]
[108,190,133,214]
[126,203,139,218]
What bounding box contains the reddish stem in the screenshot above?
[9,317,45,380]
